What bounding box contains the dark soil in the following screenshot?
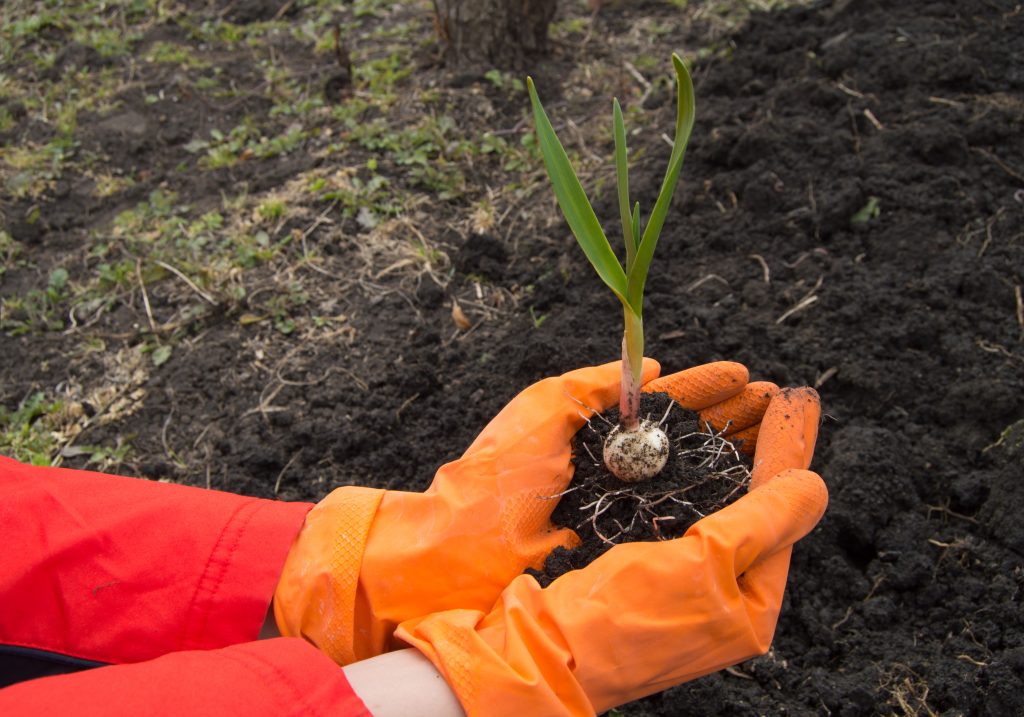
[3,0,1023,715]
[532,391,753,585]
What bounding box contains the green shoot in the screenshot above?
[528,54,695,430]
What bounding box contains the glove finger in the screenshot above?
[698,380,779,434]
[684,468,827,578]
[751,387,820,490]
[462,358,661,457]
[642,361,749,410]
[725,424,759,455]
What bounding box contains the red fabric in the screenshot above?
[0,637,370,717]
[0,456,370,715]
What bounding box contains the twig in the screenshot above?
[154,260,216,305]
[835,82,864,98]
[622,60,651,92]
[725,666,755,680]
[976,338,1024,364]
[243,381,287,419]
[863,108,884,130]
[971,146,1024,184]
[272,0,298,21]
[815,366,839,388]
[395,393,420,420]
[301,199,339,240]
[274,450,302,495]
[782,252,809,268]
[831,606,854,631]
[926,498,979,524]
[928,96,964,107]
[776,295,819,324]
[977,209,1004,257]
[686,274,730,292]
[161,405,176,461]
[749,254,770,283]
[566,118,602,164]
[136,260,157,332]
[957,654,988,668]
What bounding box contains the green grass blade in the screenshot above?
[631,201,641,251]
[613,98,636,272]
[626,54,695,313]
[528,77,628,304]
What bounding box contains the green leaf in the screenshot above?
[48,267,68,291]
[631,201,641,253]
[626,54,696,314]
[527,77,628,305]
[152,345,172,366]
[850,196,881,224]
[613,98,636,271]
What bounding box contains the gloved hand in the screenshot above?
[274,360,776,664]
[396,387,826,717]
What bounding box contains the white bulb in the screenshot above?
[603,421,670,482]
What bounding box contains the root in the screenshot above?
[571,418,751,546]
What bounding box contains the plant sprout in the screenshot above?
[528,54,695,482]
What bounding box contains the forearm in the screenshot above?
[263,603,465,717]
[343,649,466,717]
[0,455,312,667]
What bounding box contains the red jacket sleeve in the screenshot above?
[0,637,370,716]
[0,455,312,664]
[0,456,372,715]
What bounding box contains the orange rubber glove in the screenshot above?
[396,387,826,717]
[273,360,767,665]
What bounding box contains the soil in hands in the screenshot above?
[531,392,751,587]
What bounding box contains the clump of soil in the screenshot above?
[531,392,751,586]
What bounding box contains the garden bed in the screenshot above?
[2,0,1022,713]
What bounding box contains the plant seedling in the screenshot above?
[527,54,695,482]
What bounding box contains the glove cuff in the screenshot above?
[396,576,594,717]
[273,486,385,665]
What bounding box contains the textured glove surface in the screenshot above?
[276,360,767,664]
[397,388,827,717]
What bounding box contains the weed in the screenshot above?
[0,106,14,133]
[76,441,132,470]
[88,171,135,198]
[1,266,71,334]
[257,200,287,222]
[851,196,881,225]
[0,392,63,465]
[146,41,209,68]
[95,260,136,291]
[550,17,590,36]
[264,287,310,336]
[529,306,548,329]
[0,231,20,277]
[314,168,399,221]
[484,69,525,94]
[2,136,78,199]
